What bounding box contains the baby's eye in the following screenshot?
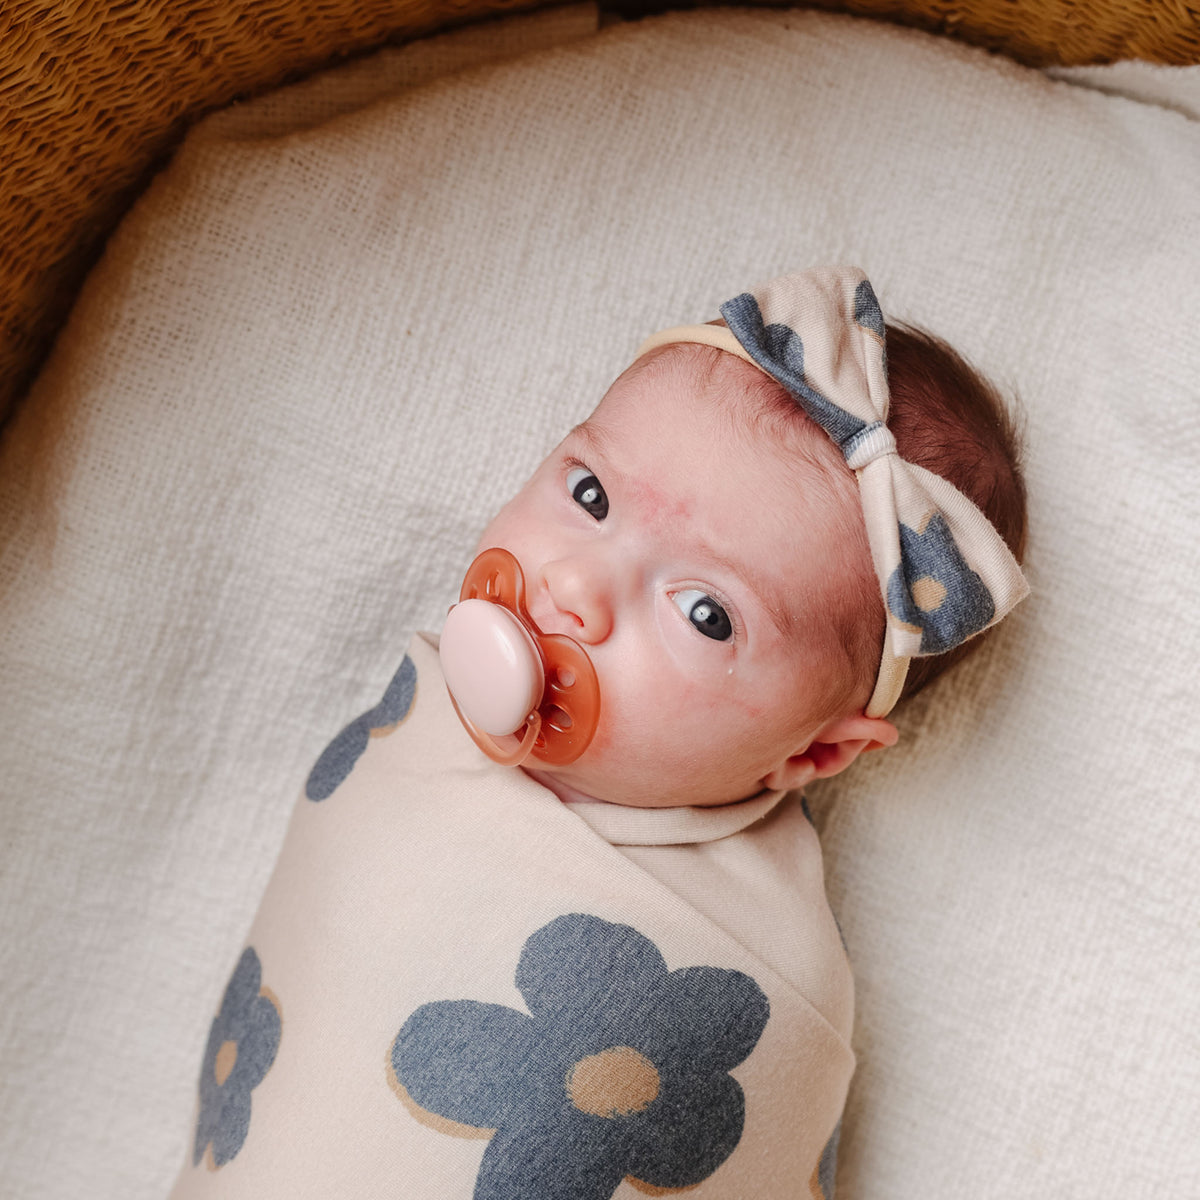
[566,466,609,521]
[672,589,733,642]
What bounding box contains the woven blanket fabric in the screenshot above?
[1,6,1198,1198]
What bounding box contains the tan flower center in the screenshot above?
[911,575,947,613]
[214,1039,238,1087]
[566,1046,660,1119]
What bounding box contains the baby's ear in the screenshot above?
[762,713,898,791]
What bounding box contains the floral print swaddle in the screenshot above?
[174,635,852,1199]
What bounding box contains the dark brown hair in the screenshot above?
[882,322,1028,701]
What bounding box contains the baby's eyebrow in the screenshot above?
[567,419,612,460]
[703,546,796,641]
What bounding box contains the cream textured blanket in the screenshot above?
[1,6,1198,1197]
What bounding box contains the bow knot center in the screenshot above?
[842,421,896,470]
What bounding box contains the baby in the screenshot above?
[172,267,1027,1199]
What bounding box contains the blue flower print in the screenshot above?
[391,913,770,1199]
[852,278,887,375]
[814,1121,841,1199]
[886,512,995,654]
[852,278,885,340]
[193,946,282,1169]
[305,654,417,800]
[720,291,867,450]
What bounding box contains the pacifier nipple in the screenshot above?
[440,547,601,767]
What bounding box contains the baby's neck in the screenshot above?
[521,766,772,810]
[521,767,612,806]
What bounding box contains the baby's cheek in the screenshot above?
[580,702,673,780]
[473,506,523,557]
[577,706,617,758]
[724,690,769,723]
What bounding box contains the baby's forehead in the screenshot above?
[619,339,762,401]
[570,348,856,548]
[584,342,845,476]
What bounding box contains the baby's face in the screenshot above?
[475,347,869,808]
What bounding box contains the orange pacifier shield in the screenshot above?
[440,547,600,767]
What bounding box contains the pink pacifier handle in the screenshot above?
[440,548,600,767]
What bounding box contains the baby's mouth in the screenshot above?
[440,547,600,768]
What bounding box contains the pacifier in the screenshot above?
[440,547,601,767]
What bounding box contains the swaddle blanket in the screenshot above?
[170,635,853,1199]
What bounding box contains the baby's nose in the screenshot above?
[539,556,614,644]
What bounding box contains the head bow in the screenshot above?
[637,266,1029,716]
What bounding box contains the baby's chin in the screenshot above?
[521,763,762,810]
[520,767,607,806]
